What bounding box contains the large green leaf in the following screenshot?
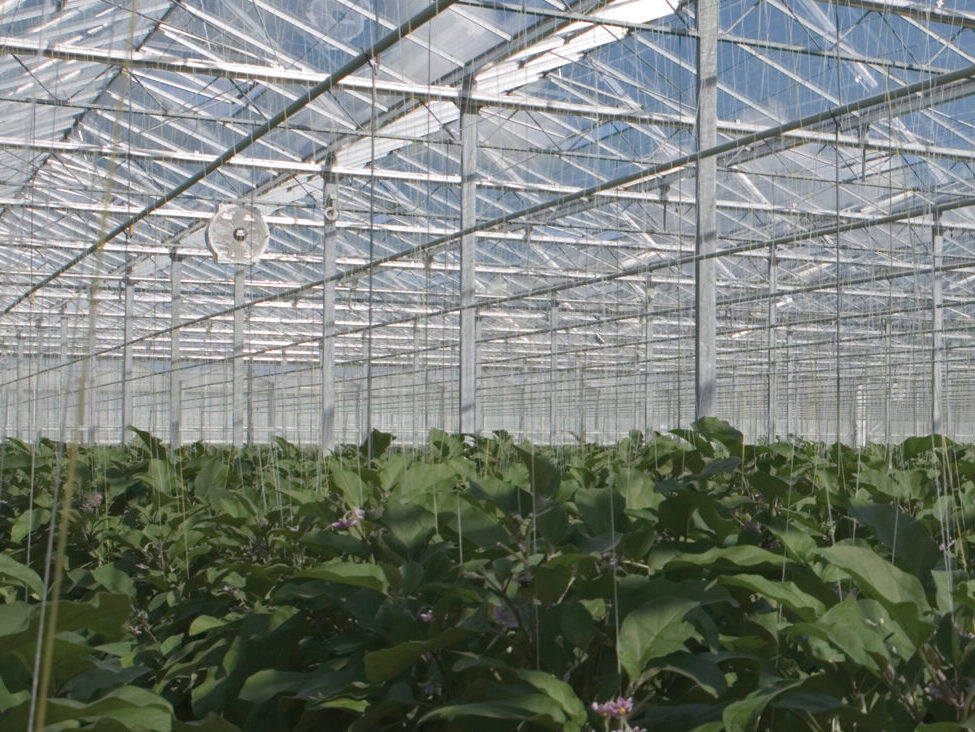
[718,574,825,621]
[815,544,933,646]
[364,627,468,683]
[663,545,791,571]
[299,560,388,592]
[449,656,587,728]
[849,503,941,580]
[239,667,360,704]
[787,596,892,672]
[514,446,561,497]
[2,686,174,731]
[0,554,44,599]
[655,652,728,698]
[618,597,700,681]
[722,682,801,732]
[419,696,570,729]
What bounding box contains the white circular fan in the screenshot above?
[205,204,270,264]
[306,0,366,38]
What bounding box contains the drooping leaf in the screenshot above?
[514,446,561,497]
[0,553,44,598]
[299,560,387,592]
[815,544,933,646]
[718,574,825,621]
[364,627,467,683]
[618,597,700,681]
[722,682,801,732]
[849,503,941,580]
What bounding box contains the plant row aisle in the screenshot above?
[1,420,974,731]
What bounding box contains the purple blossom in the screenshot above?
[80,493,104,513]
[492,604,519,629]
[591,696,633,718]
[419,681,442,696]
[419,609,434,623]
[330,507,365,530]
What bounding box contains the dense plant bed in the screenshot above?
[2,420,975,731]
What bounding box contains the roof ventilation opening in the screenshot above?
[206,204,270,264]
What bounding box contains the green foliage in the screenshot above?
[3,425,975,730]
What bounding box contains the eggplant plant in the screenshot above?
[2,421,975,730]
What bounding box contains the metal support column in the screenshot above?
[785,328,794,437]
[549,297,558,444]
[87,339,97,444]
[30,318,40,441]
[58,309,68,444]
[412,317,421,444]
[233,265,247,447]
[321,158,338,454]
[642,277,653,434]
[932,214,944,434]
[767,244,778,441]
[577,362,586,440]
[169,254,182,447]
[15,331,25,438]
[121,276,134,444]
[459,78,479,434]
[884,317,892,445]
[695,0,719,419]
[246,361,255,445]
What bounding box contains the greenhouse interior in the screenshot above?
[0,0,972,449]
[9,2,975,731]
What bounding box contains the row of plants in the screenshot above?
[1,420,975,730]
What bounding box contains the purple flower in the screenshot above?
[330,507,365,530]
[492,604,519,629]
[419,609,434,623]
[80,493,104,513]
[419,681,442,696]
[591,696,634,718]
